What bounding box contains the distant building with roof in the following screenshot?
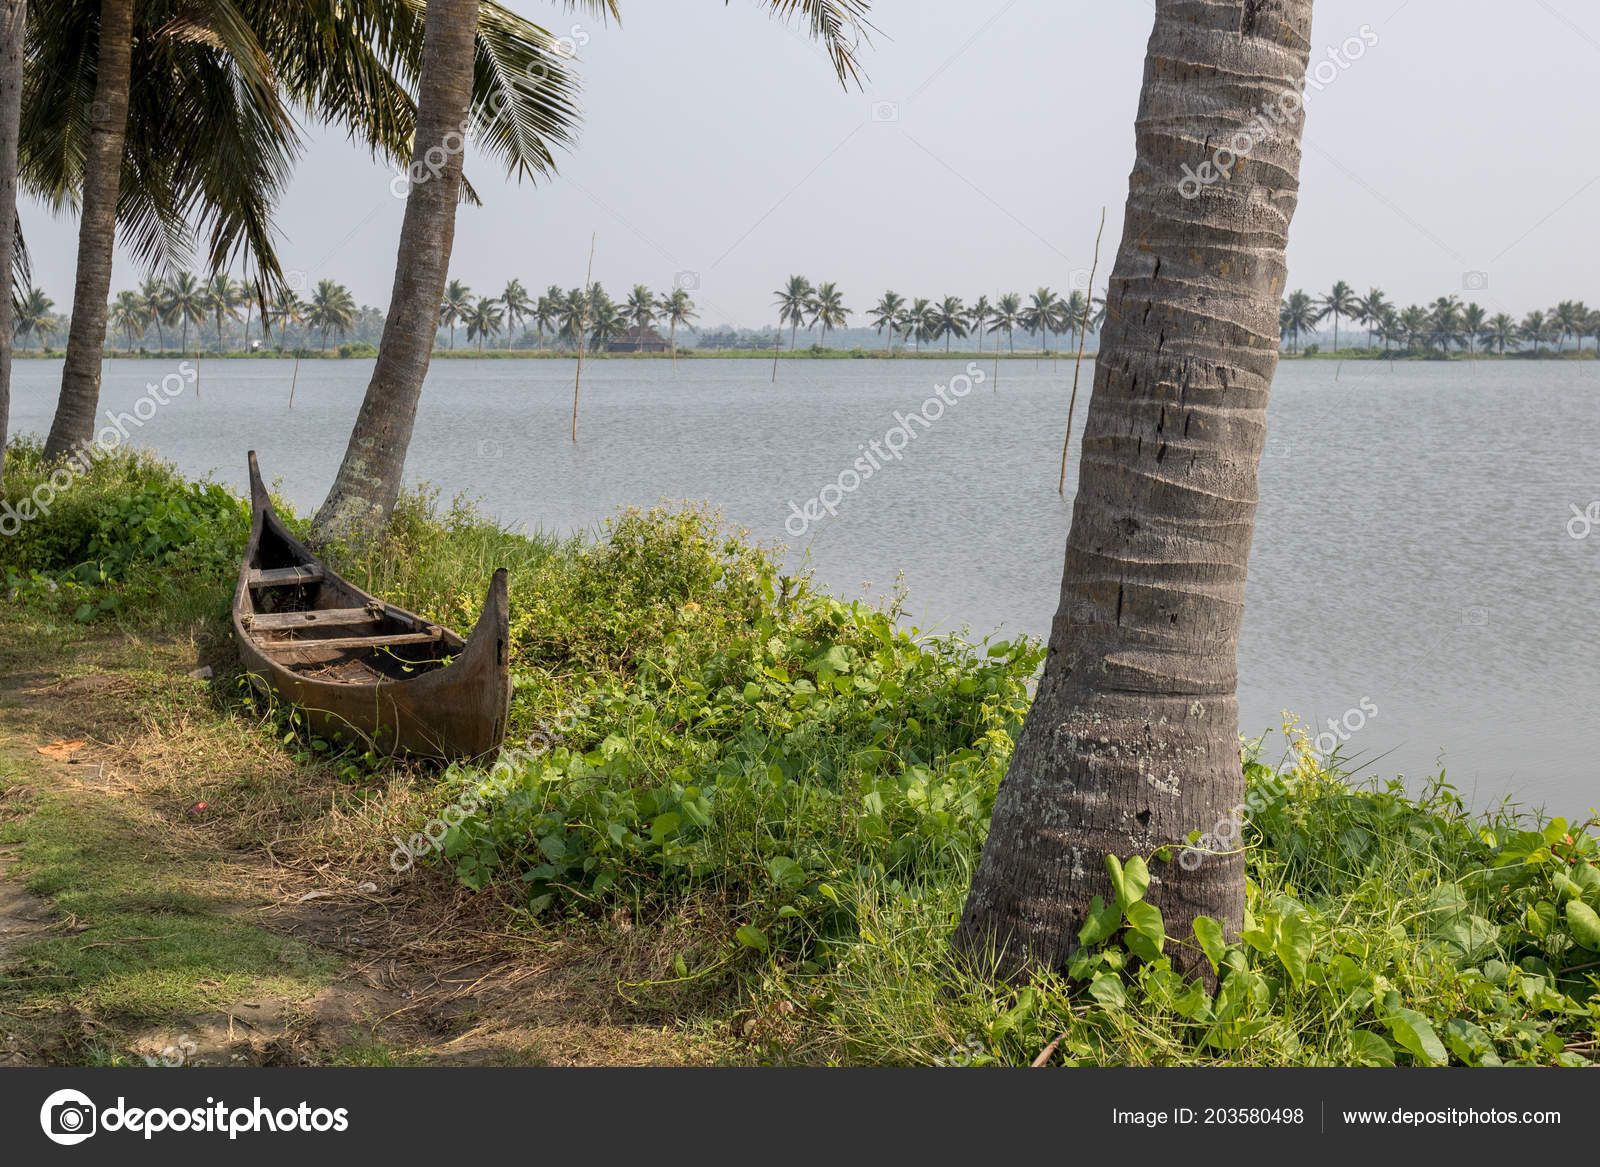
[607,325,671,354]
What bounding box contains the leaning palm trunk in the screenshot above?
[0,0,23,485]
[42,0,134,461]
[955,0,1314,981]
[310,0,482,545]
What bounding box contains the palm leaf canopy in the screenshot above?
[21,0,868,290]
[20,0,607,285]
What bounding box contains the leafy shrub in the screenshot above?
[2,439,247,621]
[806,728,1600,1068]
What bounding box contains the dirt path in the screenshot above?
[0,626,722,1067]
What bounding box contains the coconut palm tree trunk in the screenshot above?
[954,0,1314,982]
[42,0,134,461]
[0,0,22,486]
[310,0,482,544]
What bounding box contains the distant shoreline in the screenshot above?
[13,347,1596,362]
[14,347,1101,362]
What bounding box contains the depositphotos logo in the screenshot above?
[39,1088,350,1144]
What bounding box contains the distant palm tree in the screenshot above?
[1552,299,1587,356]
[1318,280,1357,352]
[1022,286,1064,361]
[903,297,934,353]
[1062,290,1089,349]
[466,295,504,351]
[1355,287,1389,349]
[557,287,587,350]
[624,283,657,346]
[162,272,208,356]
[1279,291,1316,352]
[206,273,242,354]
[1520,310,1552,355]
[237,280,261,353]
[1377,304,1400,359]
[1429,296,1462,353]
[656,287,698,375]
[966,294,993,354]
[589,294,623,352]
[988,292,1021,387]
[140,276,171,352]
[773,274,814,378]
[869,291,905,354]
[932,295,967,351]
[262,287,303,356]
[585,284,616,354]
[1398,305,1429,353]
[989,292,1022,352]
[1483,312,1518,355]
[809,282,850,348]
[439,279,472,350]
[14,286,56,351]
[500,279,533,344]
[1586,310,1600,362]
[108,289,149,353]
[262,287,306,406]
[533,285,563,347]
[1460,302,1487,361]
[307,278,356,354]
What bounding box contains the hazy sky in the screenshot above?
[21,0,1600,328]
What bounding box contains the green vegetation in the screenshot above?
[1284,282,1600,358]
[0,748,338,1019]
[2,443,1597,1066]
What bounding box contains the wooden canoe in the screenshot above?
[233,451,510,760]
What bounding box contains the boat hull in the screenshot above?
[232,452,510,761]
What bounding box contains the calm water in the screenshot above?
[9,356,1599,810]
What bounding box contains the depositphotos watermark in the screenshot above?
[1178,698,1379,871]
[1567,501,1600,540]
[785,361,987,537]
[39,1088,349,1145]
[1,362,195,537]
[389,700,591,873]
[1179,25,1378,199]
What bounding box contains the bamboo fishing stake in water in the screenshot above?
[1059,208,1106,496]
[572,233,595,443]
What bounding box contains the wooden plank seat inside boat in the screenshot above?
[248,607,384,631]
[247,565,325,588]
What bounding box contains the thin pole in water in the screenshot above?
[572,233,595,443]
[1058,208,1106,497]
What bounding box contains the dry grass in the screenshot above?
[0,613,739,1067]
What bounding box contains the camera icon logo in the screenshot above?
[1462,271,1490,292]
[40,1089,97,1146]
[673,270,701,292]
[1461,606,1489,627]
[1068,268,1093,292]
[870,100,900,123]
[285,268,308,293]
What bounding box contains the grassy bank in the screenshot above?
[2,441,1597,1066]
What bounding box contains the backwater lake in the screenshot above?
[10,355,1599,812]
